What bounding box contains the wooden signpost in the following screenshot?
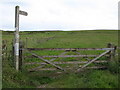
[14,6,28,71]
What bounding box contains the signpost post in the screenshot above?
[14,6,28,71]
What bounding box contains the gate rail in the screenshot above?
[18,43,117,72]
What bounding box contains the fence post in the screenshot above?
[19,41,23,71]
[112,45,117,61]
[11,39,15,67]
[4,40,7,60]
[107,43,112,61]
[19,42,23,70]
[107,43,116,61]
[2,40,4,60]
[12,39,14,60]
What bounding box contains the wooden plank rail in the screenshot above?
[25,54,109,58]
[24,61,108,65]
[21,48,114,51]
[28,66,107,71]
[31,55,97,58]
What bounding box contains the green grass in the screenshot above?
[45,70,118,88]
[2,30,119,88]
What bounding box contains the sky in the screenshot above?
[0,0,119,31]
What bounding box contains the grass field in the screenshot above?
[2,30,119,88]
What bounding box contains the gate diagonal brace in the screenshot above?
[28,52,68,71]
[38,50,80,66]
[35,52,68,69]
[28,51,81,71]
[76,50,110,72]
[28,51,65,71]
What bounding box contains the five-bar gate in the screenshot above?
[19,43,117,73]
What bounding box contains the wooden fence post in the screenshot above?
[5,40,7,60]
[11,39,15,67]
[107,43,116,61]
[19,41,23,71]
[107,43,112,61]
[112,45,117,61]
[12,39,14,59]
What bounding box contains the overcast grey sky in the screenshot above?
[0,0,119,31]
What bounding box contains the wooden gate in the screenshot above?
[20,43,116,72]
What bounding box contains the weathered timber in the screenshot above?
[30,52,69,70]
[14,6,20,71]
[25,55,109,58]
[28,66,107,71]
[110,45,117,61]
[24,61,108,65]
[19,10,28,16]
[107,43,117,61]
[19,42,23,70]
[85,66,107,69]
[21,48,114,51]
[28,68,57,71]
[25,54,109,58]
[107,43,112,61]
[21,43,117,72]
[77,50,110,72]
[30,52,65,71]
[14,6,28,71]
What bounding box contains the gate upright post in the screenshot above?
[107,43,112,61]
[19,41,23,71]
[112,45,117,61]
[107,43,116,61]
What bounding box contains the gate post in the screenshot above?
[112,45,117,61]
[107,43,116,61]
[107,43,112,61]
[19,41,23,71]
